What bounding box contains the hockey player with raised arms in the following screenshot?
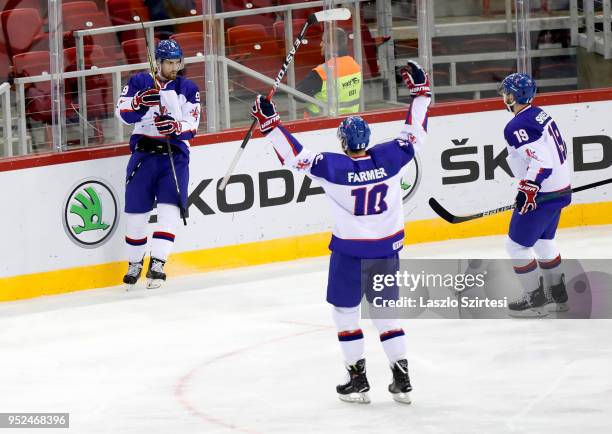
[251,61,432,404]
[115,39,200,289]
[499,73,571,317]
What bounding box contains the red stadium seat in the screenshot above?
[0,8,48,58]
[64,45,112,123]
[277,0,318,21]
[175,0,204,33]
[63,11,123,64]
[12,51,55,124]
[0,11,8,82]
[272,20,323,81]
[0,0,39,12]
[227,24,268,53]
[223,0,276,30]
[63,0,105,7]
[107,0,148,41]
[121,37,159,64]
[170,32,204,57]
[106,0,143,13]
[0,50,10,83]
[227,24,282,93]
[272,19,322,48]
[62,1,99,17]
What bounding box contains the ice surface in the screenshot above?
[1,226,611,434]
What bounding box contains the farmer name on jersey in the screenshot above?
[347,168,388,183]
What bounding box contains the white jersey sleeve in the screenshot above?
[263,95,431,258]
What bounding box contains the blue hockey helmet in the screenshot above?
[498,73,537,105]
[337,116,371,153]
[156,39,184,63]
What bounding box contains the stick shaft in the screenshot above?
[141,23,187,224]
[218,20,313,191]
[430,177,612,224]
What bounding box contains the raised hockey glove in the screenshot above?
[515,179,540,215]
[131,88,161,111]
[251,95,280,134]
[154,114,181,136]
[400,60,431,97]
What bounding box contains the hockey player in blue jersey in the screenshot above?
[499,73,571,317]
[115,39,201,289]
[251,61,432,404]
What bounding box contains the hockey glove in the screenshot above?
[154,114,181,136]
[516,179,540,215]
[131,88,161,111]
[251,95,280,134]
[400,61,431,97]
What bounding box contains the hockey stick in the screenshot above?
[140,20,187,225]
[429,177,612,224]
[218,7,352,191]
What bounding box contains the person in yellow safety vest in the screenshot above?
[297,28,362,116]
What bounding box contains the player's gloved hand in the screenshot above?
[154,114,181,136]
[251,95,280,134]
[515,179,540,215]
[400,61,431,97]
[131,88,161,111]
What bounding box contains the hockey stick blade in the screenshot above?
[429,197,514,224]
[428,198,461,223]
[310,8,351,24]
[429,176,612,224]
[427,198,503,224]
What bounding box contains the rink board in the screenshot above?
[1,90,611,300]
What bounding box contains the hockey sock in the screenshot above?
[533,239,562,287]
[506,238,540,292]
[125,212,150,263]
[150,204,180,261]
[372,318,406,364]
[332,306,364,365]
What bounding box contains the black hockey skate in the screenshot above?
[123,260,143,289]
[336,359,370,404]
[389,359,412,404]
[544,274,569,312]
[507,277,548,318]
[146,257,166,289]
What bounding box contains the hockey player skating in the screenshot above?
[251,61,432,404]
[499,73,571,317]
[115,39,200,289]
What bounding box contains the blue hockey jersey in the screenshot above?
[115,72,201,155]
[266,96,431,258]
